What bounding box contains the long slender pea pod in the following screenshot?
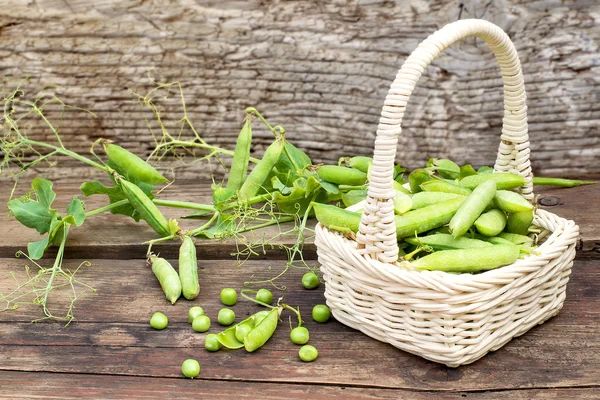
[420,180,472,196]
[532,177,596,187]
[346,156,372,173]
[239,138,285,199]
[216,310,270,349]
[405,233,493,250]
[494,190,533,213]
[411,192,465,209]
[393,190,412,215]
[411,244,520,273]
[458,173,525,190]
[313,196,465,239]
[498,232,534,247]
[244,307,280,352]
[505,209,534,235]
[178,236,199,300]
[474,209,507,236]
[104,142,167,185]
[150,256,182,304]
[226,119,252,192]
[408,168,432,193]
[449,180,497,238]
[317,165,368,186]
[119,179,171,236]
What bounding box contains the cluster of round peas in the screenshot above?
[149,273,331,378]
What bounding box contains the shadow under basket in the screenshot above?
[313,19,580,367]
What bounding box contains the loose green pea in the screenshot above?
[188,306,204,323]
[150,312,168,330]
[218,308,236,326]
[312,304,331,323]
[290,326,310,345]
[256,288,273,305]
[299,345,319,362]
[192,315,211,333]
[220,288,237,306]
[205,334,221,352]
[302,272,320,289]
[181,359,200,378]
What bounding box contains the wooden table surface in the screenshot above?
[0,180,598,399]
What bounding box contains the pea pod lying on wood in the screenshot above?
[179,236,199,300]
[216,311,271,349]
[149,255,181,304]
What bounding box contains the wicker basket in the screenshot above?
[314,19,580,367]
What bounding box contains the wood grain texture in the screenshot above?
[1,371,598,400]
[0,257,598,391]
[0,179,597,259]
[0,0,598,181]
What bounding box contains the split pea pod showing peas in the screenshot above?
[474,209,507,237]
[239,138,284,199]
[317,165,368,186]
[313,196,465,239]
[449,180,497,238]
[150,256,182,304]
[244,307,280,352]
[103,142,167,185]
[178,236,199,300]
[458,173,525,191]
[119,179,171,237]
[226,119,252,192]
[411,244,520,273]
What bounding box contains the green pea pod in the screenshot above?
[478,236,516,246]
[239,138,284,199]
[505,210,534,235]
[393,191,412,215]
[420,180,472,196]
[119,179,171,237]
[494,190,533,213]
[341,190,367,207]
[317,165,367,186]
[393,180,412,195]
[532,177,596,187]
[408,168,432,194]
[474,209,507,237]
[313,196,465,240]
[405,233,493,250]
[104,143,167,185]
[244,307,280,352]
[216,311,270,349]
[498,232,534,247]
[178,236,199,300]
[458,173,525,190]
[411,192,465,209]
[150,256,181,304]
[346,156,372,173]
[449,180,497,238]
[226,119,252,192]
[411,244,520,273]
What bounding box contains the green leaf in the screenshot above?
[28,237,49,260]
[194,213,236,239]
[276,142,312,173]
[65,197,85,226]
[49,219,66,245]
[8,199,58,234]
[271,176,293,195]
[478,166,494,174]
[32,178,56,209]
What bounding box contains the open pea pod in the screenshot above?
[216,310,270,349]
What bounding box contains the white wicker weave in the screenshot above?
[314,19,580,367]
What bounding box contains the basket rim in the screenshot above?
[315,208,578,286]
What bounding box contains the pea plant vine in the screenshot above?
[0,77,332,323]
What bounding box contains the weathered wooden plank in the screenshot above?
[0,258,597,391]
[0,0,598,180]
[0,180,597,260]
[1,371,598,400]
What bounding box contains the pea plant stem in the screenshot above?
[41,224,69,318]
[188,212,219,237]
[84,199,129,218]
[24,139,111,173]
[245,107,286,136]
[153,199,216,212]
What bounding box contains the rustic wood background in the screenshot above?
[1,0,599,180]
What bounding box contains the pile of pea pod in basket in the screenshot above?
[311,19,583,367]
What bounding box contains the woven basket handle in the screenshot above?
[357,19,532,264]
